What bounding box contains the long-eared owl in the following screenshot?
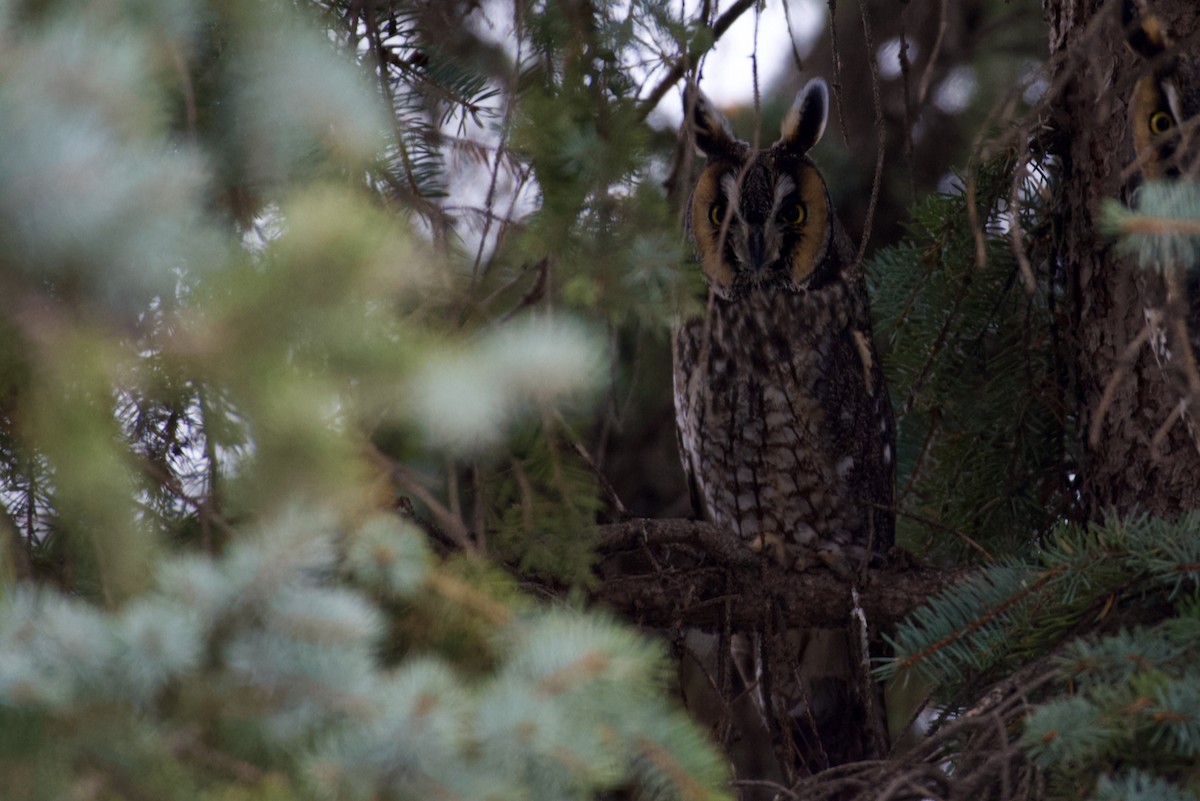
[1124,0,1200,182]
[1123,0,1200,451]
[672,78,894,767]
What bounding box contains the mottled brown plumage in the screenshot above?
[1125,0,1200,182]
[673,78,894,770]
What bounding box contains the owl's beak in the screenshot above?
[748,230,766,270]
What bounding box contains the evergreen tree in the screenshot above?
[4,0,1200,800]
[0,1,729,798]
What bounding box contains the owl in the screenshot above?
[672,78,894,769]
[1123,0,1200,453]
[1124,0,1200,182]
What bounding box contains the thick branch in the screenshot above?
[593,518,964,631]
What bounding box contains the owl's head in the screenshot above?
[1124,0,1200,179]
[684,78,839,298]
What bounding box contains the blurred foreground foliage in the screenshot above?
[8,0,1200,798]
[0,0,729,799]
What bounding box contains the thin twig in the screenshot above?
[385,458,475,552]
[468,4,525,290]
[635,0,761,120]
[826,0,849,145]
[781,0,805,75]
[893,505,995,561]
[1088,325,1151,447]
[1009,152,1039,294]
[915,0,950,107]
[854,0,887,272]
[556,415,630,519]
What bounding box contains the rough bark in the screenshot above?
[1045,0,1200,519]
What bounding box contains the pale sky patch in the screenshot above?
[649,0,826,127]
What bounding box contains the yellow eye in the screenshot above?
[708,203,725,226]
[780,202,807,226]
[1150,110,1174,135]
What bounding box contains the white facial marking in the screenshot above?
[772,174,796,212]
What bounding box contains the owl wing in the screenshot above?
[672,320,709,521]
[811,292,896,557]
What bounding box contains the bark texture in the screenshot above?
[1045,0,1200,518]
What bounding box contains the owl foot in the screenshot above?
[748,531,789,566]
[817,545,854,578]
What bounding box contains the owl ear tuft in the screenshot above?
[778,78,829,156]
[1123,0,1170,58]
[684,84,744,160]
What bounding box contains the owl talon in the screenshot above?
[749,532,789,566]
[817,546,853,578]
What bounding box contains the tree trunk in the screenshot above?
[1045,0,1200,519]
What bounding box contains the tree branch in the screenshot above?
[593,518,964,630]
[635,0,760,120]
